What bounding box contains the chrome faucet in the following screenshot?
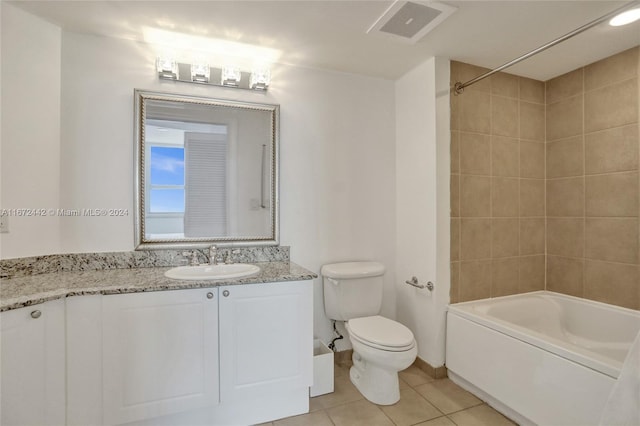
[209,245,218,265]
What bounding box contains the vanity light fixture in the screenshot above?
[156,57,270,91]
[191,62,210,83]
[156,56,179,80]
[250,67,271,90]
[609,7,640,26]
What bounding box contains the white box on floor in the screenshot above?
[310,339,334,397]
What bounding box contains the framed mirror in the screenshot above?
[134,89,279,249]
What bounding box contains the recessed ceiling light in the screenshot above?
[609,7,640,26]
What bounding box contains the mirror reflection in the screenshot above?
[134,90,279,248]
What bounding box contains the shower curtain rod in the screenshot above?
[453,1,639,94]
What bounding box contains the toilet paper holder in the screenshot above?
[405,276,434,291]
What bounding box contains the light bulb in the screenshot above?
[221,66,242,87]
[609,8,640,26]
[250,67,271,90]
[156,56,179,80]
[191,62,210,83]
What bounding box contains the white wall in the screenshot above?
[0,25,397,344]
[0,3,61,258]
[395,57,450,366]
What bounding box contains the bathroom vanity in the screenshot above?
[0,259,315,426]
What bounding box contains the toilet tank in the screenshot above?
[321,262,385,321]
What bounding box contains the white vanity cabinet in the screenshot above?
[0,299,66,426]
[218,281,313,416]
[65,280,313,426]
[101,288,220,425]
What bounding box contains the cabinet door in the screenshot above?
[219,281,313,402]
[102,288,219,425]
[0,299,65,426]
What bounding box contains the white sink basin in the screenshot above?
[164,264,260,280]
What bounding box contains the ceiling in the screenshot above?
[8,0,640,81]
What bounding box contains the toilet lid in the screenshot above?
[347,315,414,348]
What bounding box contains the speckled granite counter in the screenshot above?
[1,261,317,312]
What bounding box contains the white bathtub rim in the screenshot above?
[448,291,640,379]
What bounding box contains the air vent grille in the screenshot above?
[368,1,456,44]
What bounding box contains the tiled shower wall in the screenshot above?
[450,61,547,303]
[450,47,640,309]
[545,47,639,309]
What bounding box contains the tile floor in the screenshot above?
[259,362,517,426]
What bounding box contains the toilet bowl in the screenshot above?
[321,262,418,405]
[346,315,417,405]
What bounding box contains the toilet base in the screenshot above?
[349,352,401,405]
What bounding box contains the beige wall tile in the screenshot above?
[546,136,584,178]
[451,131,460,174]
[492,258,520,297]
[460,90,491,134]
[585,78,638,133]
[547,177,584,217]
[453,62,491,93]
[460,132,491,175]
[546,95,583,141]
[491,72,519,98]
[492,178,519,217]
[460,260,492,302]
[546,68,583,104]
[520,102,545,141]
[451,174,459,217]
[585,47,639,91]
[585,172,639,217]
[492,96,519,138]
[547,218,584,258]
[584,260,639,309]
[585,124,639,174]
[450,262,460,304]
[520,218,545,255]
[492,219,519,258]
[547,255,584,297]
[492,136,519,177]
[520,141,545,179]
[585,218,639,263]
[518,255,545,292]
[461,176,491,217]
[520,77,545,104]
[460,219,492,260]
[520,179,545,217]
[451,219,460,262]
[451,91,460,131]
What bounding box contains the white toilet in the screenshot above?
[321,261,417,405]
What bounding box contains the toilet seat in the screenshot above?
[347,315,415,352]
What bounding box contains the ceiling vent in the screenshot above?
[367,1,456,44]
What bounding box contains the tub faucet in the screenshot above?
[209,245,218,265]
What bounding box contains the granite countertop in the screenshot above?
[0,261,317,312]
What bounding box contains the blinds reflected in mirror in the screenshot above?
[184,132,228,238]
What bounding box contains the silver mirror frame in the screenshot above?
[133,89,279,250]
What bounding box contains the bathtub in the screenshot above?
[446,291,640,426]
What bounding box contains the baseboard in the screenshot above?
[413,356,448,379]
[334,349,353,366]
[333,350,447,379]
